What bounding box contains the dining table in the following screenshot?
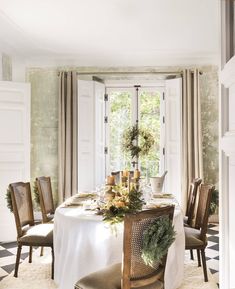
[54,193,185,289]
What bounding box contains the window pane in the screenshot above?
[109,91,132,171]
[139,90,161,178]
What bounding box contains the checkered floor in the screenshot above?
[0,224,219,286]
[205,223,219,287]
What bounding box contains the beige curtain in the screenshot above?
[58,71,78,203]
[182,69,203,212]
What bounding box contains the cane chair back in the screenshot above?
[36,176,54,223]
[186,184,194,217]
[186,178,202,226]
[195,184,214,242]
[10,182,34,238]
[122,206,175,289]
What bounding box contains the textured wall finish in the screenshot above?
[27,70,59,205]
[2,53,12,81]
[200,69,219,187]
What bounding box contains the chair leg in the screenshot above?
[190,249,194,260]
[51,247,54,280]
[197,249,201,267]
[14,245,22,277]
[40,247,44,256]
[29,246,33,263]
[201,249,208,282]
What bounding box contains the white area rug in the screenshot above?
[0,249,218,289]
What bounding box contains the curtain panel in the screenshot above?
[58,71,78,203]
[182,69,203,212]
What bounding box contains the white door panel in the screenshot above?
[77,80,105,191]
[0,81,30,242]
[94,82,105,186]
[165,78,182,202]
[78,80,94,191]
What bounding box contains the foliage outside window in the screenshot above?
[109,89,161,178]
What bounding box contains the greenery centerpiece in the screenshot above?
[101,174,145,225]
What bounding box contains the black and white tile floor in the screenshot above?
[206,223,219,287]
[0,224,220,286]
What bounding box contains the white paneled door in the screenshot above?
[165,78,182,202]
[0,81,30,241]
[94,81,105,186]
[77,80,105,191]
[220,56,235,289]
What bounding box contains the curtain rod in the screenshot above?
[57,71,182,75]
[57,70,203,76]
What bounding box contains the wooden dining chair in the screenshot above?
[184,178,202,227]
[184,184,214,282]
[36,176,55,223]
[75,206,175,289]
[9,181,54,279]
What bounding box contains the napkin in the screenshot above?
[153,193,174,199]
[76,192,97,199]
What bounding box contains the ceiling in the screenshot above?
[0,0,220,67]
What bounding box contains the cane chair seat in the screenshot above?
[19,223,53,246]
[75,206,174,289]
[184,227,207,248]
[75,263,121,289]
[75,263,163,289]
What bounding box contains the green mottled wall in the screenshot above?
[200,69,219,187]
[27,70,59,205]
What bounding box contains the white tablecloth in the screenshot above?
[54,200,185,289]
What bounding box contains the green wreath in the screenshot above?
[6,187,13,213]
[122,125,155,158]
[141,215,176,267]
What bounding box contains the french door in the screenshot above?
[105,85,165,179]
[77,78,181,199]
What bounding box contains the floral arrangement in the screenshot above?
[102,184,145,225]
[141,215,176,267]
[122,124,155,159]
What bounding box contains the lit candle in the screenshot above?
[134,169,140,179]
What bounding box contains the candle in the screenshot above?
[107,175,115,185]
[134,169,140,179]
[123,170,128,177]
[119,171,123,185]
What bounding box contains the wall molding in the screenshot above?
[221,56,235,88]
